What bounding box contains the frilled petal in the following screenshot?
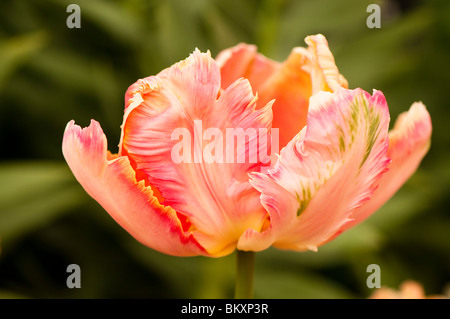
[62,120,206,256]
[216,34,348,148]
[304,34,349,94]
[256,48,313,148]
[341,102,432,230]
[120,50,273,256]
[215,43,280,95]
[238,88,390,252]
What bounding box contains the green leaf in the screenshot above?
[0,289,30,299]
[48,0,142,45]
[0,162,84,247]
[254,266,356,299]
[0,31,48,91]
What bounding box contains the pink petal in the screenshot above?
[341,102,432,231]
[121,50,273,256]
[216,44,310,148]
[62,120,206,256]
[256,48,313,148]
[215,43,280,95]
[239,88,391,252]
[216,34,348,148]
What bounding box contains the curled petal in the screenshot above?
[257,48,313,148]
[216,34,348,148]
[342,102,432,230]
[239,88,390,252]
[62,120,206,256]
[304,34,349,94]
[215,43,280,95]
[216,44,310,148]
[121,50,272,256]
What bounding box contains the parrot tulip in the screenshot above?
[370,280,447,299]
[62,34,431,258]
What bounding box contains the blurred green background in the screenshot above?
[0,0,449,299]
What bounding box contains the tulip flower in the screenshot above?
[62,34,431,297]
[370,280,447,299]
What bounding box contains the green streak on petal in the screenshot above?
[296,187,312,217]
[359,96,382,169]
[361,110,381,168]
[337,124,346,153]
[347,94,383,170]
[349,99,360,145]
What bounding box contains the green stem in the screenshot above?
[234,250,255,299]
